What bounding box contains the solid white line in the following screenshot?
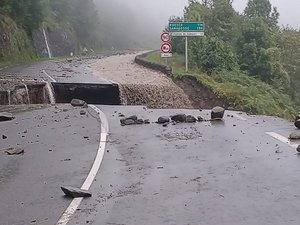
[56,105,109,225]
[266,132,298,149]
[42,69,57,82]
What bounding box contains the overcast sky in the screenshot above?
[139,0,300,29]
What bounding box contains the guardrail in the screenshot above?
[135,51,172,76]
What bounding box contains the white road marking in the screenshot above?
[266,132,298,149]
[56,105,109,225]
[42,69,57,82]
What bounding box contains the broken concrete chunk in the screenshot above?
[70,99,87,107]
[186,115,197,123]
[5,148,24,155]
[61,186,92,198]
[157,116,170,124]
[295,119,300,129]
[211,106,225,120]
[289,131,300,140]
[0,112,15,122]
[171,114,187,123]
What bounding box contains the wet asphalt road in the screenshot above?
[0,105,101,225]
[67,106,300,225]
[0,54,115,84]
[1,53,300,225]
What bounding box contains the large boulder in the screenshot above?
[157,116,170,124]
[211,107,225,120]
[0,112,14,122]
[61,186,92,198]
[171,114,187,123]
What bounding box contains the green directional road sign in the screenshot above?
[168,22,205,32]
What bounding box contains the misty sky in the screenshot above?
[94,0,299,49]
[116,0,300,30]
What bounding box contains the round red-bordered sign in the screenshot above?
[161,43,172,53]
[161,32,171,42]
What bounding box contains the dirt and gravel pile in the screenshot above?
[92,53,193,109]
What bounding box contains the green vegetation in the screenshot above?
[147,0,300,119]
[145,50,296,119]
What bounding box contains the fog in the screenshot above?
[94,0,299,49]
[94,0,188,49]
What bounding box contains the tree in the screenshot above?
[244,0,279,27]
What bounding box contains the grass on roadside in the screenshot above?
[145,51,297,119]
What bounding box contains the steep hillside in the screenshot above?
[0,16,36,64]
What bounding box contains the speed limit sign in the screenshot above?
[161,43,172,53]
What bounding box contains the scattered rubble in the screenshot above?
[61,186,92,198]
[0,112,15,122]
[120,115,149,126]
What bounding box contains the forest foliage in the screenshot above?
[169,0,300,109]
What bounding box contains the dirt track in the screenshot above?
[92,53,192,109]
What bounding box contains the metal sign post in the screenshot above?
[185,37,188,72]
[169,22,205,73]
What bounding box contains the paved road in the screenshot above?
[1,53,300,225]
[0,104,101,225]
[0,55,114,84]
[67,106,300,225]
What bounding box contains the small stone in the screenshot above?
[211,106,225,120]
[2,135,7,139]
[144,119,150,124]
[136,119,144,124]
[162,122,169,127]
[197,116,204,122]
[297,145,300,153]
[289,131,300,140]
[157,116,170,124]
[5,148,24,155]
[80,110,86,115]
[295,119,300,129]
[61,186,92,198]
[0,112,15,122]
[186,115,197,123]
[171,114,186,123]
[63,109,68,112]
[120,118,136,126]
[71,99,87,107]
[118,113,125,117]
